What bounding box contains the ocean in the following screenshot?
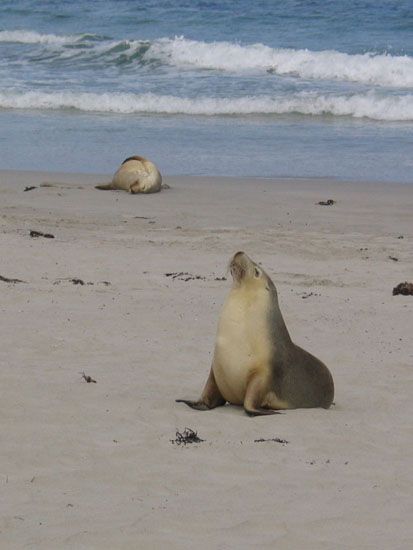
[0,0,412,182]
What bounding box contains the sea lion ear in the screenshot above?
[254,267,261,278]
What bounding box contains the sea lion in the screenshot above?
[177,251,334,416]
[95,155,162,194]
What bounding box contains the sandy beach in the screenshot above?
[1,170,412,549]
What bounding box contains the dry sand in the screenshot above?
[1,170,412,549]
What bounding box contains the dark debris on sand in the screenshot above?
[165,272,206,282]
[53,278,85,285]
[23,186,37,192]
[171,428,204,446]
[53,278,111,286]
[165,272,226,282]
[317,199,336,206]
[30,230,55,239]
[71,278,85,285]
[254,438,289,445]
[393,282,413,296]
[298,291,320,299]
[81,372,97,383]
[0,275,26,284]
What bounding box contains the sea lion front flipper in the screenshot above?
[244,407,282,417]
[176,368,226,411]
[244,372,283,417]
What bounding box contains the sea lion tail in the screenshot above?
[95,182,116,190]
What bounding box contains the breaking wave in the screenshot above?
[147,37,413,88]
[0,29,81,45]
[1,90,412,121]
[1,30,412,88]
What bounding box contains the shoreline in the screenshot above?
[1,168,412,188]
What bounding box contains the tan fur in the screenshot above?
[177,251,334,416]
[95,156,162,194]
[213,282,272,405]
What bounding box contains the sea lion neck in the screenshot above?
[267,287,293,348]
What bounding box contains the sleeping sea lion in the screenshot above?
[95,155,162,194]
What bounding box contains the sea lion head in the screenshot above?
[229,251,275,293]
[121,155,146,165]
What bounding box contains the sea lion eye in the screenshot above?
[254,267,260,278]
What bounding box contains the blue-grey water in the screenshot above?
[0,0,412,182]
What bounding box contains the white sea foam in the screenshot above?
[146,37,413,88]
[0,30,79,45]
[1,30,412,88]
[1,90,412,121]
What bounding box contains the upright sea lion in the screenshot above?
[95,155,162,194]
[177,252,334,416]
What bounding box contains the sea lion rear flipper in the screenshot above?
[176,367,226,411]
[175,399,212,411]
[95,182,116,190]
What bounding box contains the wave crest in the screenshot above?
[0,29,80,45]
[1,90,412,121]
[146,37,413,88]
[1,31,412,88]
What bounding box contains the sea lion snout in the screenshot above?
[230,251,250,282]
[230,251,250,267]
